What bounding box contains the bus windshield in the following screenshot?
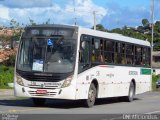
[17,36,77,73]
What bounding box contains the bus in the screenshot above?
[14,24,151,107]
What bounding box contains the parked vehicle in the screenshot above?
[156,80,160,88]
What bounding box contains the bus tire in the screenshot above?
[125,82,135,102]
[85,83,97,107]
[32,98,46,106]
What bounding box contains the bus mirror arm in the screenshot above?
[79,50,82,62]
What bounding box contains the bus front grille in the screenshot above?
[16,70,71,82]
[23,75,62,82]
[28,85,59,89]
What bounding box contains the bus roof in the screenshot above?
[25,24,78,30]
[79,27,151,47]
[25,24,150,47]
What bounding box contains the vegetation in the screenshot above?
[152,74,160,91]
[0,64,14,89]
[0,54,15,89]
[94,18,160,51]
[2,54,16,66]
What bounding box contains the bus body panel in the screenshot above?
[74,28,151,100]
[75,65,151,99]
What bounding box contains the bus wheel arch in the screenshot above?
[91,79,99,98]
[85,79,99,107]
[131,79,136,94]
[125,79,136,102]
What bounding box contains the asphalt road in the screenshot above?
[0,91,160,120]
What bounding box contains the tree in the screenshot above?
[142,19,149,27]
[45,18,51,24]
[10,19,22,42]
[155,21,160,32]
[91,24,106,31]
[29,18,36,26]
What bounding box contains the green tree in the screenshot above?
[91,24,107,31]
[29,18,36,26]
[45,18,51,24]
[155,21,160,32]
[142,18,149,27]
[10,19,22,42]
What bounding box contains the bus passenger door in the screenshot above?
[78,35,91,73]
[76,35,91,99]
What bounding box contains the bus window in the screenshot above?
[92,38,104,63]
[99,39,104,63]
[142,47,147,66]
[78,35,90,73]
[94,38,100,62]
[104,40,114,63]
[135,47,142,66]
[126,44,134,65]
[115,42,122,64]
[145,47,151,67]
[121,43,126,64]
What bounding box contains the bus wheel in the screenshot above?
[125,82,135,102]
[85,83,97,107]
[32,98,46,106]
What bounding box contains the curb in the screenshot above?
[0,89,14,96]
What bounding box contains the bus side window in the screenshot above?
[126,44,134,65]
[121,43,126,64]
[93,38,100,62]
[115,42,121,64]
[78,35,90,73]
[104,40,114,63]
[92,38,104,63]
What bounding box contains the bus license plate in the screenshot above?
[36,89,47,94]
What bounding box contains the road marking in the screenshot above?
[109,116,122,120]
[0,108,47,113]
[145,110,160,114]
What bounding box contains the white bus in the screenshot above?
[14,24,151,107]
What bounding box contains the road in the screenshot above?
[0,91,160,120]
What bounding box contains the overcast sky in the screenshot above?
[0,0,159,29]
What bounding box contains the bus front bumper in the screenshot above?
[14,84,76,100]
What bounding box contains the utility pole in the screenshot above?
[151,0,154,68]
[150,0,154,91]
[74,7,77,25]
[69,1,103,29]
[74,17,77,25]
[93,11,96,30]
[73,0,77,25]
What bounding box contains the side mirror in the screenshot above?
[81,41,86,49]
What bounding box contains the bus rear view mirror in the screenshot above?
[81,41,86,49]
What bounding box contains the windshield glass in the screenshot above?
[17,36,77,73]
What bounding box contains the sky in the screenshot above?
[0,0,159,29]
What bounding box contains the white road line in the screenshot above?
[145,110,160,114]
[109,116,122,120]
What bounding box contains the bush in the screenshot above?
[152,74,160,91]
[0,64,14,88]
[2,54,16,67]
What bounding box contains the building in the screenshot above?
[152,51,160,75]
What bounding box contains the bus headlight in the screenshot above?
[16,74,24,86]
[61,75,73,88]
